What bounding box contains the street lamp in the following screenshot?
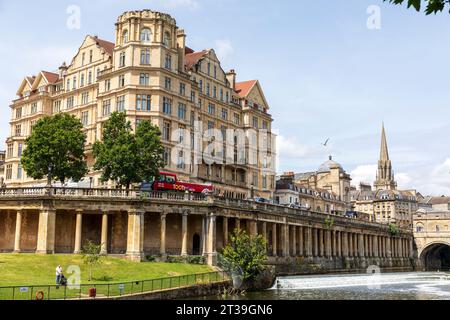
[47,164,53,187]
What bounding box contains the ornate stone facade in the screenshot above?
[350,125,418,228]
[4,9,276,200]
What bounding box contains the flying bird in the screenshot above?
[321,138,330,147]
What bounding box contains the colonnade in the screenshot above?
[8,209,414,265]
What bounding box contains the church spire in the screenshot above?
[374,123,397,191]
[380,122,389,161]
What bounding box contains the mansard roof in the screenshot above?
[428,196,450,205]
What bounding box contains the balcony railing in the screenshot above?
[0,187,412,233]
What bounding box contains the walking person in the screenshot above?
[56,265,63,286]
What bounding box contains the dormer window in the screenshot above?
[140,28,152,43]
[163,31,171,47]
[123,30,129,44]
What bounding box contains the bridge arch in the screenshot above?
[419,241,450,271]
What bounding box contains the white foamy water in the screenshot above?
[272,272,450,291]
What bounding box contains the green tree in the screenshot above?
[93,112,164,190]
[81,240,103,282]
[221,229,267,281]
[388,223,399,236]
[384,0,450,15]
[135,120,165,183]
[21,114,88,186]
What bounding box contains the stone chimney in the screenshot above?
[226,69,236,90]
[177,29,186,73]
[59,62,68,78]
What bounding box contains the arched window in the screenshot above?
[140,28,152,43]
[163,31,171,46]
[123,30,129,44]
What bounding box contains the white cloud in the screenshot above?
[395,172,412,187]
[350,164,377,187]
[214,39,234,62]
[276,135,320,160]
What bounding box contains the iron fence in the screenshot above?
[0,271,228,301]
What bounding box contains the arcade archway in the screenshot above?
[420,243,450,271]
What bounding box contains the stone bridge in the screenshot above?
[0,187,415,273]
[413,210,450,270]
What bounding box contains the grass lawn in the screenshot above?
[0,254,213,286]
[0,254,220,300]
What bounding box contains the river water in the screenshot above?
[206,272,450,300]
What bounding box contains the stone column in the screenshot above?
[291,226,297,256]
[409,239,413,258]
[36,209,56,254]
[379,237,384,258]
[283,223,290,257]
[201,215,208,256]
[387,237,391,258]
[336,231,342,257]
[318,229,324,257]
[353,233,358,257]
[332,230,337,257]
[223,217,229,247]
[181,211,189,256]
[348,233,353,257]
[13,210,22,253]
[358,234,365,258]
[100,213,109,255]
[298,226,304,257]
[126,210,144,261]
[235,218,241,231]
[374,235,379,257]
[313,228,319,257]
[250,220,258,236]
[74,210,83,254]
[342,232,348,257]
[272,223,277,257]
[400,238,404,258]
[206,213,217,266]
[262,222,267,252]
[160,213,167,256]
[306,227,313,257]
[325,230,332,257]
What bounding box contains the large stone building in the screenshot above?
[4,9,276,200]
[350,125,418,228]
[275,171,348,215]
[275,156,352,213]
[0,150,5,186]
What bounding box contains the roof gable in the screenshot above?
[31,71,60,91]
[68,35,114,70]
[236,80,270,110]
[16,76,35,96]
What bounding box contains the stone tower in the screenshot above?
[374,124,397,191]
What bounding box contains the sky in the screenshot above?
[0,0,449,196]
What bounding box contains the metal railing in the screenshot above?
[0,271,228,301]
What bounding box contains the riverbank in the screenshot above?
[0,254,212,286]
